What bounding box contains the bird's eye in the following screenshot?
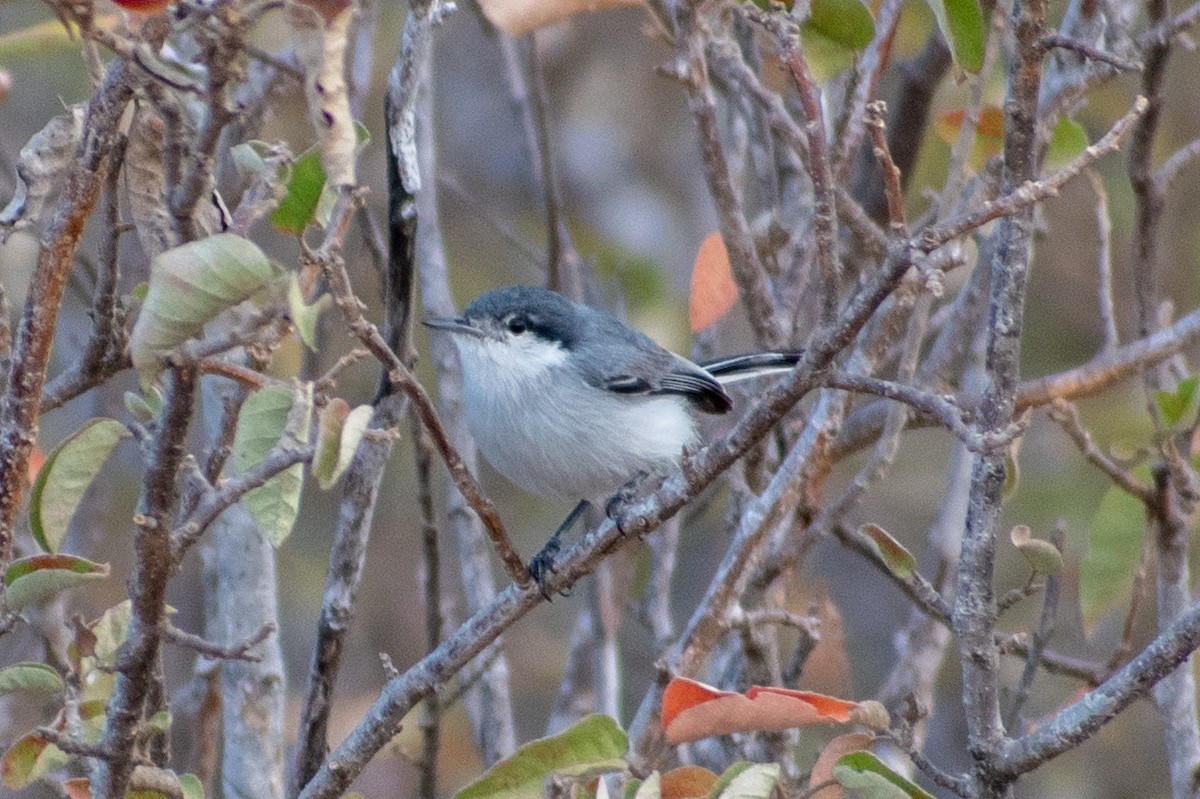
[506,315,528,335]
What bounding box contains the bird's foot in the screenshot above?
[606,470,660,535]
[527,500,590,600]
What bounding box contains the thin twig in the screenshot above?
[499,33,584,300]
[864,101,907,234]
[1047,400,1153,502]
[919,95,1148,256]
[162,622,275,662]
[1155,137,1200,190]
[1042,33,1142,71]
[668,2,783,346]
[310,190,529,586]
[822,370,1025,453]
[1087,169,1119,350]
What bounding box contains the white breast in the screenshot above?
[453,336,697,501]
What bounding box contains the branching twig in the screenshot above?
[1041,33,1142,72]
[1047,400,1153,502]
[163,621,275,662]
[999,598,1200,777]
[919,95,1148,256]
[0,62,133,569]
[311,190,528,586]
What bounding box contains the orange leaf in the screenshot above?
[26,447,45,484]
[661,676,734,731]
[808,732,875,797]
[661,676,862,744]
[661,766,719,799]
[62,778,92,799]
[934,107,1006,160]
[689,232,738,332]
[745,686,858,722]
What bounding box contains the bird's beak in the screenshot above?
[422,315,488,338]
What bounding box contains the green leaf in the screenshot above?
[804,0,875,51]
[1,732,68,789]
[712,763,780,799]
[1045,116,1089,168]
[0,663,65,697]
[3,555,110,610]
[179,774,204,799]
[1155,376,1199,427]
[270,148,325,235]
[1081,475,1148,634]
[129,233,280,381]
[313,400,373,490]
[232,384,312,546]
[924,0,984,73]
[453,714,628,799]
[0,17,96,60]
[89,600,133,668]
[29,418,130,553]
[832,751,934,799]
[270,122,368,235]
[632,772,660,799]
[858,524,916,579]
[288,274,333,351]
[330,405,372,488]
[1010,525,1063,576]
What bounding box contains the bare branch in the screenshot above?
[999,599,1200,777]
[163,621,275,662]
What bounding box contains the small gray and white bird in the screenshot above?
[424,285,798,585]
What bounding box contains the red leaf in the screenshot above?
[110,0,171,14]
[661,676,863,744]
[689,232,739,332]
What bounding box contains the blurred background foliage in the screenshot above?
[2,0,1200,796]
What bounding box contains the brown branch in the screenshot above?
[1047,400,1154,503]
[919,95,1148,255]
[93,367,197,799]
[864,101,907,233]
[310,189,528,587]
[0,62,133,570]
[774,17,842,324]
[669,2,783,347]
[499,33,584,301]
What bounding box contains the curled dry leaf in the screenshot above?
[477,0,641,36]
[0,106,85,235]
[124,105,176,258]
[661,676,861,745]
[288,0,357,189]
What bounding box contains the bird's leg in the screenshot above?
[528,499,591,600]
[605,470,659,534]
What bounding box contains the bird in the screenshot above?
[424,285,799,590]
